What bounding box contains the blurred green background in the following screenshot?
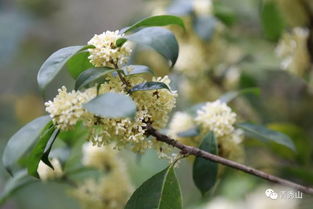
[1,0,313,209]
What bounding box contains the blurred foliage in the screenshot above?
[1,0,313,209]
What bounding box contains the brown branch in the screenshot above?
[146,126,313,195]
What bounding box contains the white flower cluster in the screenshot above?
[37,158,63,181]
[195,100,236,137]
[88,30,132,68]
[132,76,177,129]
[276,27,310,76]
[168,99,244,161]
[45,75,177,153]
[70,143,133,209]
[45,86,96,130]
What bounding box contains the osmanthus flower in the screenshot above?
[168,99,244,162]
[132,76,177,129]
[45,74,177,154]
[196,100,244,161]
[70,143,133,209]
[195,100,237,137]
[276,27,310,77]
[88,30,132,68]
[37,158,63,181]
[45,86,96,130]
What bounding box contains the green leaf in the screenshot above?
[131,82,170,92]
[260,0,284,41]
[123,65,154,76]
[75,67,115,90]
[218,88,260,103]
[116,38,127,47]
[26,125,59,177]
[58,121,88,146]
[41,129,60,168]
[123,27,179,67]
[123,15,185,33]
[0,170,37,206]
[125,166,182,209]
[237,123,296,151]
[67,51,94,78]
[193,132,218,195]
[37,45,91,91]
[83,92,136,118]
[2,116,51,175]
[177,126,200,138]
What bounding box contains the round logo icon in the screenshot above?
[265,188,278,200]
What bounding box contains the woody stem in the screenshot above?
[146,125,313,195]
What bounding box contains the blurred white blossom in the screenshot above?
[276,27,310,76]
[71,143,133,209]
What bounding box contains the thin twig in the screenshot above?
[117,70,131,89]
[112,61,131,91]
[146,125,313,195]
